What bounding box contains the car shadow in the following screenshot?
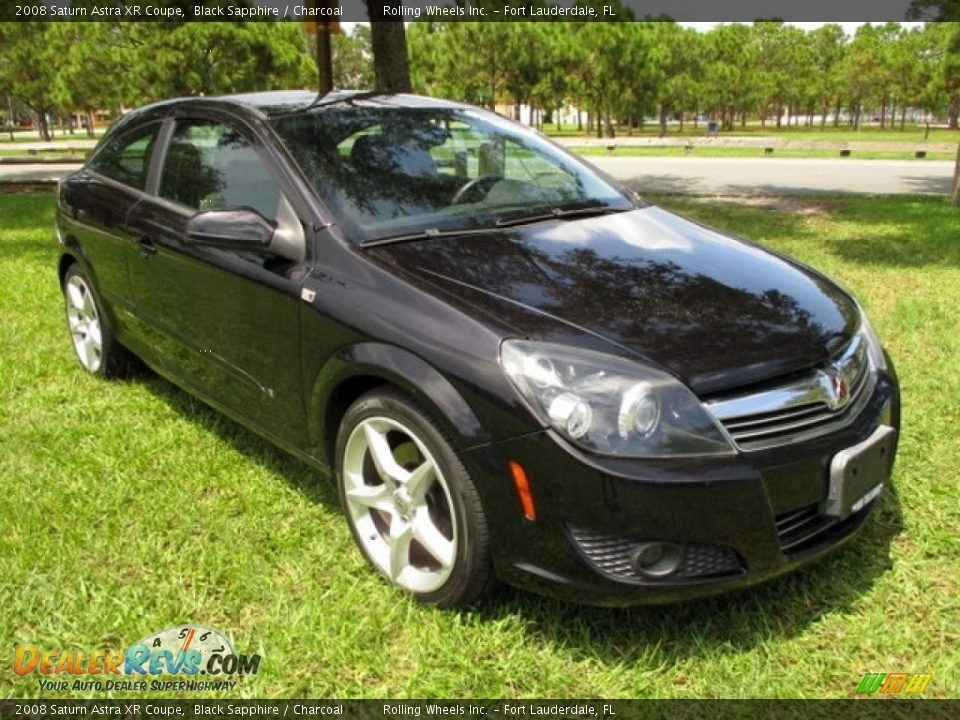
[473,485,903,662]
[139,373,339,510]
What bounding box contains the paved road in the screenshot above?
[587,156,954,196]
[0,157,954,195]
[0,163,81,184]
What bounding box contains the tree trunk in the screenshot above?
[369,22,411,93]
[37,111,51,142]
[604,110,614,139]
[949,96,959,130]
[577,110,582,132]
[679,112,685,132]
[880,99,886,129]
[834,102,842,127]
[900,106,906,131]
[821,104,828,129]
[5,95,13,141]
[658,106,667,137]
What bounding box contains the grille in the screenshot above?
[569,526,743,582]
[707,335,873,451]
[775,504,837,554]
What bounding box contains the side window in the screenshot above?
[159,119,281,220]
[88,121,161,191]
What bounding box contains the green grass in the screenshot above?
[2,192,959,699]
[572,146,957,161]
[0,130,104,144]
[0,150,88,161]
[544,122,960,144]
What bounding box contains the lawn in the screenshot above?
[1,191,958,699]
[543,122,960,145]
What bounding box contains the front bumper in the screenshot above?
[462,371,900,606]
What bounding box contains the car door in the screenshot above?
[125,114,309,444]
[59,120,163,327]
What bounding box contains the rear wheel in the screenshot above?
[335,388,494,608]
[63,264,133,378]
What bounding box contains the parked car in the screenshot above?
[56,91,900,607]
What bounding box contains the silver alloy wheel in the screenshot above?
[342,416,458,594]
[65,275,103,373]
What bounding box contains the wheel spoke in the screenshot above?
[405,460,435,502]
[345,482,394,513]
[387,515,414,581]
[363,422,407,485]
[77,333,92,367]
[81,288,95,318]
[412,508,455,568]
[82,335,98,366]
[88,321,102,348]
[66,282,85,311]
[68,312,85,335]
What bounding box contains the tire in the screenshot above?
[62,264,134,379]
[335,387,494,608]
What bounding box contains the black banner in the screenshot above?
[0,0,955,23]
[1,700,960,720]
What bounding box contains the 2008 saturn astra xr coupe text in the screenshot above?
[56,91,900,607]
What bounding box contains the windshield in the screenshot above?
[270,105,634,244]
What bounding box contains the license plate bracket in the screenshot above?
[823,426,896,519]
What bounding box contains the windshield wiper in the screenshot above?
[360,225,501,248]
[494,204,628,229]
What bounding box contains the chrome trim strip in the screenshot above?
[704,334,874,450]
[707,334,866,422]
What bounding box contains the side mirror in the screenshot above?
[185,208,275,251]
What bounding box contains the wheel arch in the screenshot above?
[57,250,80,288]
[308,342,489,467]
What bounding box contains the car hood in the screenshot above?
[369,206,859,395]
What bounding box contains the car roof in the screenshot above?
[98,90,481,156]
[209,90,473,116]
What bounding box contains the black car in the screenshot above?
[56,91,900,607]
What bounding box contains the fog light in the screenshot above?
[629,542,684,578]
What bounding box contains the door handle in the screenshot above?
[137,237,158,257]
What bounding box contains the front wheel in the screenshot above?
[335,388,494,608]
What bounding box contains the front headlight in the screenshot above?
[858,306,888,373]
[500,340,735,458]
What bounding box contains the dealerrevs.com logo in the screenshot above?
[14,625,261,692]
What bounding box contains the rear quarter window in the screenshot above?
[88,121,162,191]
